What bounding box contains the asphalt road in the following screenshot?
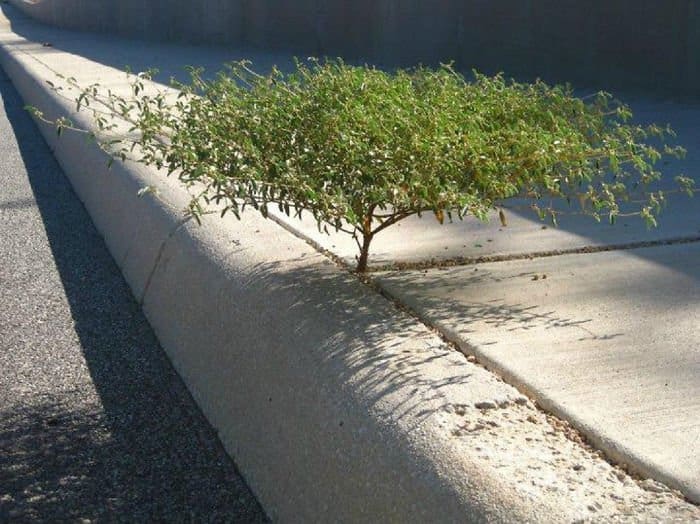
[0,68,266,522]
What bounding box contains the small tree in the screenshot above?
[34,59,693,272]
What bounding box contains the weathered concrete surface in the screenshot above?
[2,4,700,520]
[8,0,700,97]
[253,32,700,503]
[377,243,700,503]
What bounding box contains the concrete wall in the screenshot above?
[10,0,700,95]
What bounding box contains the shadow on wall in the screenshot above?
[6,0,700,97]
[0,3,297,86]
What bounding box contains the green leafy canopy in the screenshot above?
[33,59,693,271]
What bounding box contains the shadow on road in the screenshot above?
[0,67,266,522]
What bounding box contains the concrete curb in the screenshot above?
[0,20,560,523]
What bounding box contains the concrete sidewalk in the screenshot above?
[274,88,700,503]
[269,65,700,506]
[1,3,699,520]
[379,244,700,503]
[276,80,700,506]
[274,87,700,508]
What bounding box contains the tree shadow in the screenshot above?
[1,399,127,521]
[219,255,505,431]
[0,67,266,521]
[376,268,626,346]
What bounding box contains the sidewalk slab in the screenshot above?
[271,96,700,269]
[377,242,700,503]
[2,4,699,520]
[271,192,700,269]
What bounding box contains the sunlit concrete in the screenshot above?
[378,243,700,502]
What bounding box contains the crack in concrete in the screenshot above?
[138,215,192,306]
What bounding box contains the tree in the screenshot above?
[33,59,694,272]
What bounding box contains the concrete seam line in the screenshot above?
[366,235,700,272]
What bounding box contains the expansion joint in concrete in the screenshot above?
[369,235,700,272]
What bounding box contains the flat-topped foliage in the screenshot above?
[35,59,692,271]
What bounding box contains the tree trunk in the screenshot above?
[356,232,373,273]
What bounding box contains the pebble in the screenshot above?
[640,479,668,493]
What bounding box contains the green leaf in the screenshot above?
[52,60,688,271]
